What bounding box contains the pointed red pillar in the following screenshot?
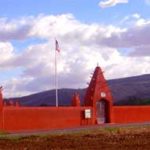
[0,87,3,111]
[84,66,113,123]
[0,86,3,130]
[15,101,20,107]
[72,93,81,107]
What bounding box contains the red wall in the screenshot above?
[1,106,93,132]
[1,105,150,132]
[0,112,2,130]
[113,106,150,123]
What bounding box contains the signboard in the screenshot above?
[85,109,91,119]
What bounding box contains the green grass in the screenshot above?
[0,131,8,135]
[1,125,150,140]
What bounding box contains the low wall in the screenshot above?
[0,112,2,130]
[0,106,93,132]
[2,105,150,132]
[113,106,150,123]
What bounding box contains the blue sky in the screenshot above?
[0,0,149,23]
[0,0,150,97]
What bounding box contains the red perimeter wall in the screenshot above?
[0,106,93,132]
[1,105,150,132]
[0,113,2,130]
[113,106,150,123]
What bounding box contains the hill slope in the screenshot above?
[6,74,150,106]
[109,74,150,105]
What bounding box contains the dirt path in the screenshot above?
[3,122,150,137]
[1,124,150,150]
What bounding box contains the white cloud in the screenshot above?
[0,17,33,41]
[99,0,128,8]
[0,14,150,97]
[0,42,15,66]
[145,0,150,5]
[132,13,141,19]
[120,13,141,25]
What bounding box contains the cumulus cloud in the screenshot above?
[0,17,33,41]
[100,23,150,48]
[130,46,150,57]
[99,0,128,8]
[0,42,15,67]
[0,14,150,97]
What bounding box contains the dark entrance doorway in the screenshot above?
[96,99,109,124]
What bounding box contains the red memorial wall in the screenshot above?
[0,66,150,132]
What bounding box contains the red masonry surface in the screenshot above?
[113,106,150,123]
[1,106,93,132]
[0,66,150,132]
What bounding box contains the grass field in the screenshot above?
[0,126,150,150]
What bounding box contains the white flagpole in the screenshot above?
[55,40,58,107]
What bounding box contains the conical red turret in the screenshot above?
[84,66,112,106]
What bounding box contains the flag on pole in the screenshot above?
[55,40,60,52]
[54,39,60,107]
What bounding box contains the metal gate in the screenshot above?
[96,100,106,124]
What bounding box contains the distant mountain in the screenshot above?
[108,74,150,105]
[6,89,86,106]
[6,74,150,106]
